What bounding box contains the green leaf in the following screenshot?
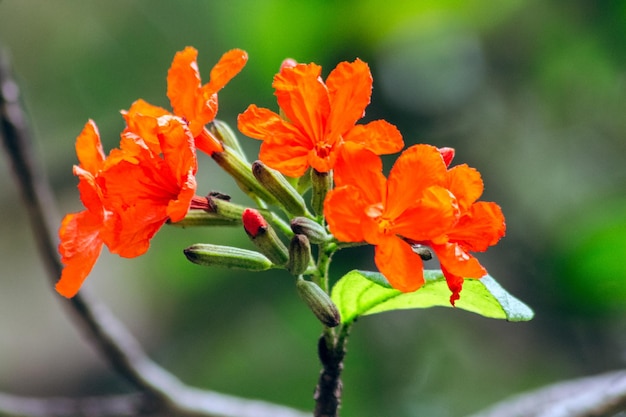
[331,270,534,324]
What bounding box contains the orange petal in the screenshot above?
[259,139,310,177]
[238,105,304,142]
[333,144,385,205]
[324,185,367,243]
[343,120,404,155]
[74,166,104,214]
[75,120,105,174]
[56,211,105,298]
[431,242,486,280]
[239,105,313,176]
[167,47,202,122]
[385,144,448,220]
[375,236,424,292]
[273,63,330,145]
[392,186,458,241]
[156,116,197,221]
[447,164,483,213]
[206,48,248,93]
[326,59,372,138]
[122,99,170,155]
[448,201,506,252]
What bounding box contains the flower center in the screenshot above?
[365,203,393,234]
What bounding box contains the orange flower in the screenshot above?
[103,114,198,257]
[324,144,459,292]
[167,47,248,155]
[56,115,197,298]
[238,59,403,177]
[325,142,506,304]
[119,47,247,157]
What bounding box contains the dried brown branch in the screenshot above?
[0,46,309,417]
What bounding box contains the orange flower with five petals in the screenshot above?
[238,59,403,177]
[324,143,505,304]
[324,143,459,293]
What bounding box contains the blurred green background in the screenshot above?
[1,1,626,416]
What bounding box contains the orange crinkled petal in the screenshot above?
[239,104,314,177]
[447,201,506,252]
[324,185,368,243]
[333,144,385,205]
[75,120,105,174]
[167,47,203,124]
[446,164,484,213]
[206,48,248,93]
[273,63,330,144]
[122,99,170,155]
[375,236,424,292]
[325,59,372,139]
[385,144,448,220]
[431,242,486,280]
[391,186,458,242]
[157,116,198,221]
[343,120,404,155]
[259,138,311,178]
[56,211,105,298]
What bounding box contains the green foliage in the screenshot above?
[332,270,534,324]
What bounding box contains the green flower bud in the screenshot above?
[212,146,279,206]
[290,217,331,244]
[209,119,248,162]
[168,209,241,228]
[287,234,311,276]
[311,169,332,217]
[184,244,273,271]
[296,278,340,328]
[242,208,289,266]
[252,160,308,217]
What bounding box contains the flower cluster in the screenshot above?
[57,47,505,305]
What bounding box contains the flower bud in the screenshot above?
[287,234,311,276]
[212,146,279,206]
[290,217,331,244]
[209,119,248,162]
[252,160,308,217]
[296,278,340,328]
[438,147,455,167]
[184,244,273,271]
[311,169,332,216]
[168,209,241,228]
[242,208,289,266]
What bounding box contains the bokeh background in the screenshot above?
[1,1,626,416]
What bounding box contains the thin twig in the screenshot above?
[466,369,626,417]
[0,46,309,417]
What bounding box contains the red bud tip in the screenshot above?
[242,208,267,237]
[438,147,455,167]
